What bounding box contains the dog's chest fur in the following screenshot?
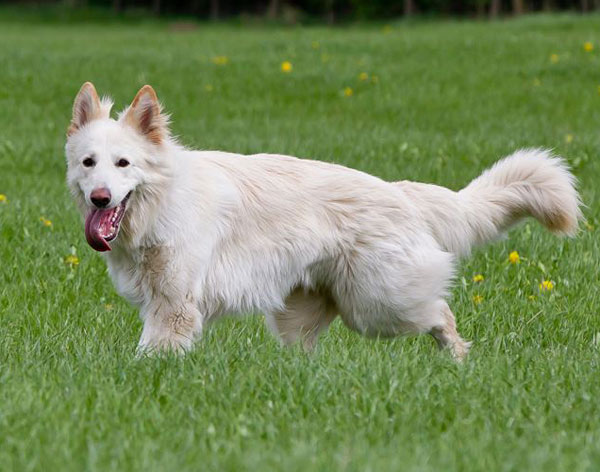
[105,245,175,308]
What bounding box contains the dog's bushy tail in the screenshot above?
[397,149,582,256]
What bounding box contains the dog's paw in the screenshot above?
[450,339,472,362]
[136,331,194,357]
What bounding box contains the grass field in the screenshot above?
[1,11,600,471]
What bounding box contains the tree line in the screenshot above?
[16,0,600,20]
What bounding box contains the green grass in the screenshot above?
[1,12,600,472]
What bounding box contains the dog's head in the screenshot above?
[65,82,171,252]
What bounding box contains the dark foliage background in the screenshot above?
[3,0,599,21]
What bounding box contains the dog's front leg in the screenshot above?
[137,297,203,355]
[133,246,203,355]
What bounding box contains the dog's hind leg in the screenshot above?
[429,301,471,362]
[267,288,337,352]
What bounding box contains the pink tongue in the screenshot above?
[85,209,114,252]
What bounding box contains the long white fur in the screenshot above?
[65,84,582,357]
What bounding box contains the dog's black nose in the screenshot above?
[90,188,111,208]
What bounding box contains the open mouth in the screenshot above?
[84,192,131,252]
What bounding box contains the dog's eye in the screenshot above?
[116,158,130,168]
[82,157,95,168]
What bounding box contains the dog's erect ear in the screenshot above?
[122,85,168,145]
[68,82,101,137]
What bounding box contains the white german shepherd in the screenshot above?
[65,82,581,359]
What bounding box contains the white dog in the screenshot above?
[65,82,581,359]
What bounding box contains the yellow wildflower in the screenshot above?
[565,134,574,144]
[358,72,369,81]
[528,295,536,300]
[0,194,6,203]
[473,295,483,304]
[211,56,228,66]
[39,217,52,227]
[550,54,559,64]
[584,42,593,52]
[343,87,353,97]
[539,280,554,292]
[64,254,80,267]
[105,303,113,310]
[311,41,320,50]
[281,61,292,73]
[204,84,214,92]
[509,251,520,264]
[473,274,484,283]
